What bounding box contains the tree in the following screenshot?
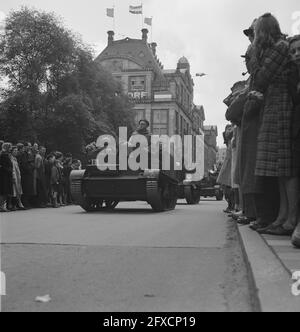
[42,94,98,154]
[0,7,135,155]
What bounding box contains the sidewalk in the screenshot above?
[261,234,300,275]
[237,224,300,312]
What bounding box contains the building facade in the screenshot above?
[96,29,205,137]
[96,29,217,179]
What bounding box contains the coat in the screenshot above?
[11,156,23,197]
[239,98,262,194]
[287,62,300,171]
[0,152,13,196]
[231,126,240,188]
[217,142,232,187]
[225,81,262,193]
[252,39,296,177]
[34,153,46,193]
[19,151,35,195]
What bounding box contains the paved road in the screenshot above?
[0,200,255,312]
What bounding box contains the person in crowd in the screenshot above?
[19,142,35,208]
[50,156,60,208]
[44,154,55,207]
[233,19,280,228]
[288,35,300,247]
[0,143,13,212]
[16,143,25,160]
[131,119,152,147]
[217,124,234,213]
[55,152,65,206]
[250,13,298,236]
[63,153,73,205]
[32,143,39,197]
[231,125,242,214]
[0,140,5,210]
[71,159,82,170]
[34,146,47,208]
[32,143,39,156]
[132,119,151,137]
[10,146,25,210]
[244,19,257,44]
[225,81,249,221]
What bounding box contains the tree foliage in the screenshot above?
[0,7,135,155]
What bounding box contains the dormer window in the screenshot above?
[129,76,146,91]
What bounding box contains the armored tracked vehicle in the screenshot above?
[70,160,178,212]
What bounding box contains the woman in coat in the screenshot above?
[10,146,25,210]
[0,143,13,211]
[217,124,234,213]
[19,143,35,208]
[251,14,298,235]
[288,35,300,247]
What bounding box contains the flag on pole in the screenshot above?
[129,5,143,14]
[106,8,114,18]
[144,17,152,26]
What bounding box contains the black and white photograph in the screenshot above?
[0,0,300,315]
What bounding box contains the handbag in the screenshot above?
[225,91,248,124]
[243,95,263,121]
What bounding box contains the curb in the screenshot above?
[237,225,300,312]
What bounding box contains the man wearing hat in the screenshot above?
[243,19,257,43]
[131,119,152,146]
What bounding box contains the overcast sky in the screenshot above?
[1,0,300,146]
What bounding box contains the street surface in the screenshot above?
[1,199,255,312]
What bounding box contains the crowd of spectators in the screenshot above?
[217,13,300,248]
[0,141,82,211]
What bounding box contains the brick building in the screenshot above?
[95,29,217,179]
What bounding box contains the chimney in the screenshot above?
[141,28,148,42]
[151,42,157,55]
[107,31,115,46]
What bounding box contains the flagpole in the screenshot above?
[141,1,144,30]
[113,3,116,32]
[151,16,153,43]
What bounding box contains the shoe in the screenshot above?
[230,212,244,221]
[223,208,231,214]
[237,216,256,225]
[0,207,10,212]
[249,219,271,231]
[265,225,294,236]
[257,223,279,234]
[291,224,300,248]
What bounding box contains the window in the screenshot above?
[152,110,169,135]
[129,76,146,91]
[175,112,179,135]
[180,116,184,137]
[135,110,146,124]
